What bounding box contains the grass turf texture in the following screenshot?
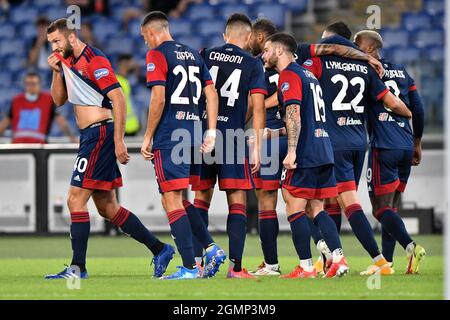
[0,234,443,300]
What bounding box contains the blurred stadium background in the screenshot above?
[0,0,445,236]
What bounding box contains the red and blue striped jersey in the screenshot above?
[368,59,418,150]
[146,40,213,149]
[201,43,267,132]
[279,62,334,168]
[303,56,389,151]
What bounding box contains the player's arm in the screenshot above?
[108,87,130,164]
[54,113,77,143]
[251,92,265,174]
[202,84,219,153]
[265,92,279,109]
[48,53,68,106]
[381,91,412,118]
[283,103,300,170]
[408,83,425,166]
[313,44,384,77]
[141,85,165,160]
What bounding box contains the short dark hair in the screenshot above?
[252,18,277,37]
[226,13,252,29]
[118,54,133,63]
[24,71,41,81]
[47,18,76,35]
[324,21,352,40]
[266,32,297,55]
[141,11,168,27]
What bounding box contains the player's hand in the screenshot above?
[201,130,216,153]
[283,151,297,170]
[368,56,384,78]
[48,53,61,72]
[250,146,261,175]
[115,139,130,165]
[412,143,422,166]
[141,136,154,160]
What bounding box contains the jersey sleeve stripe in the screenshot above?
[409,85,417,92]
[283,99,302,108]
[376,88,389,101]
[147,80,166,88]
[250,88,268,95]
[204,79,214,86]
[102,83,121,95]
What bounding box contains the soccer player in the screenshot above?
[262,32,348,278]
[302,31,413,275]
[247,19,385,276]
[354,30,426,274]
[140,11,226,280]
[44,18,175,280]
[190,13,266,278]
[295,21,385,77]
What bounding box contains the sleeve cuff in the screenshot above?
[376,88,389,101]
[250,88,268,95]
[101,83,121,95]
[283,99,302,108]
[147,80,166,88]
[409,85,417,92]
[203,79,214,87]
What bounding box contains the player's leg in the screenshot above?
[252,188,281,275]
[370,148,425,273]
[45,186,93,279]
[279,187,316,278]
[91,189,173,277]
[307,201,331,274]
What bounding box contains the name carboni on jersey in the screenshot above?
[208,51,244,64]
[324,61,368,74]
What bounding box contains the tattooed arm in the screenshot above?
[313,44,384,77]
[283,104,300,170]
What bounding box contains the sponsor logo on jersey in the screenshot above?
[175,111,200,121]
[314,128,329,138]
[94,68,109,80]
[217,115,229,122]
[337,117,363,126]
[303,59,313,66]
[378,113,389,121]
[147,63,155,72]
[281,82,289,93]
[73,175,81,182]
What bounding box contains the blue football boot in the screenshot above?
[44,265,88,279]
[203,244,227,278]
[160,266,201,280]
[151,244,175,278]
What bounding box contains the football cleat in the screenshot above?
[203,244,227,278]
[406,244,426,274]
[360,263,394,276]
[314,253,332,275]
[151,244,175,278]
[250,262,281,276]
[226,268,256,279]
[160,266,200,280]
[280,266,317,279]
[44,265,88,280]
[324,257,349,278]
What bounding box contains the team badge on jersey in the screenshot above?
[94,68,109,80]
[147,63,156,72]
[281,82,290,93]
[303,59,313,67]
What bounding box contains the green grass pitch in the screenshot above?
[0,234,443,300]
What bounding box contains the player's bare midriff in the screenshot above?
[74,105,113,129]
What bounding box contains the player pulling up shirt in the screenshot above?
[45,18,175,280]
